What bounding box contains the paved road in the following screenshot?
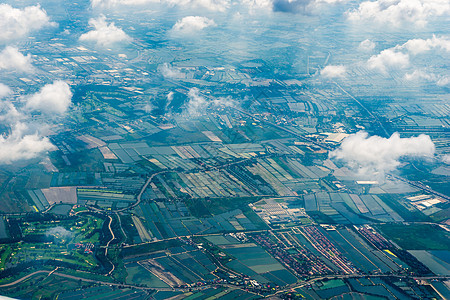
[334,82,389,137]
[0,270,50,288]
[2,267,449,296]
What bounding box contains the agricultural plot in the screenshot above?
[144,170,256,201]
[430,281,450,300]
[41,187,77,205]
[108,140,268,168]
[0,217,7,239]
[50,172,98,187]
[408,250,450,276]
[347,277,422,300]
[376,194,431,222]
[205,237,297,286]
[137,148,323,203]
[0,271,96,300]
[133,201,260,242]
[284,158,330,180]
[77,188,135,209]
[301,192,403,224]
[101,175,145,193]
[376,224,450,250]
[246,160,296,196]
[59,286,148,300]
[250,231,334,278]
[320,227,399,274]
[27,189,50,211]
[137,247,217,286]
[125,263,169,288]
[312,279,350,299]
[172,287,260,300]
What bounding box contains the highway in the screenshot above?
[333,82,389,138]
[1,267,449,295]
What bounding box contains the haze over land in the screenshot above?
[0,0,449,299]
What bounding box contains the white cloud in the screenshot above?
[321,65,347,78]
[186,87,207,117]
[166,0,230,12]
[367,49,409,73]
[0,83,11,98]
[318,0,345,3]
[436,76,450,87]
[398,35,450,55]
[0,122,55,164]
[404,69,435,82]
[90,0,345,13]
[26,81,72,115]
[242,0,273,11]
[0,101,23,124]
[367,36,450,80]
[143,102,155,113]
[165,91,174,112]
[0,99,56,164]
[358,39,375,52]
[404,70,449,87]
[271,0,346,13]
[158,63,183,78]
[184,88,235,117]
[80,15,131,46]
[213,96,235,107]
[0,4,55,41]
[0,84,72,164]
[91,0,158,7]
[91,0,229,11]
[347,0,450,27]
[330,131,435,176]
[172,16,216,34]
[0,46,33,72]
[443,154,450,164]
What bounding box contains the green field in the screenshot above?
[317,279,346,290]
[376,224,450,250]
[0,270,96,299]
[218,242,297,285]
[0,214,105,273]
[377,194,431,222]
[121,239,183,257]
[125,265,169,288]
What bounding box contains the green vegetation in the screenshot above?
[121,239,183,257]
[317,279,346,290]
[378,194,431,222]
[376,223,450,250]
[77,188,124,194]
[307,211,335,224]
[0,247,12,271]
[203,197,262,215]
[242,208,269,230]
[184,198,211,218]
[126,265,169,288]
[429,207,450,222]
[0,267,100,300]
[399,163,450,196]
[0,214,105,277]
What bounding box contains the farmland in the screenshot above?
[0,0,449,298]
